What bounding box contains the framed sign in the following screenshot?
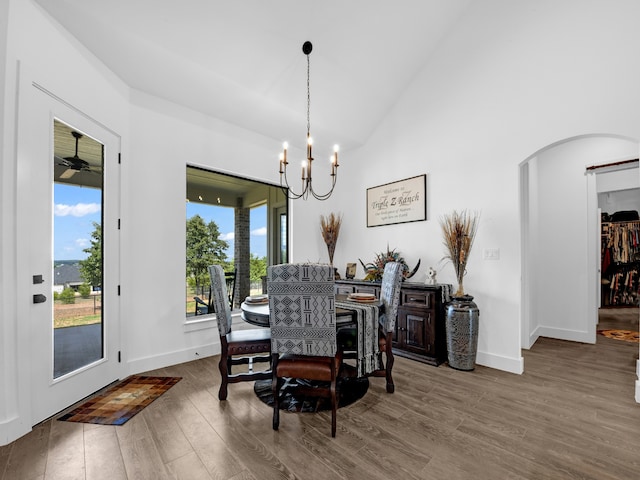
[366,174,426,227]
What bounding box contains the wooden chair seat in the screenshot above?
[276,354,341,381]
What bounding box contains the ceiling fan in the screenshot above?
[56,131,99,179]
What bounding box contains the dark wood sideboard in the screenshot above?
[335,279,447,366]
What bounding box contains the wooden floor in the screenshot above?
[1,309,638,480]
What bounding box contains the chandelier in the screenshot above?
[279,41,339,200]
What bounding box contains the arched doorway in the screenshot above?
[520,134,639,350]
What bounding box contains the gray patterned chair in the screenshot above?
[337,261,403,392]
[209,265,271,401]
[267,263,342,437]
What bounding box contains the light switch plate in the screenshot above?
[483,248,500,260]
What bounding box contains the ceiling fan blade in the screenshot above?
[60,169,77,179]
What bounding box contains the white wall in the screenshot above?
[122,91,280,372]
[0,0,15,448]
[289,0,640,375]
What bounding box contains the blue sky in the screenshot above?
[54,183,267,260]
[185,201,267,259]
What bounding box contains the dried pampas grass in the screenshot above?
[320,212,343,266]
[440,210,479,297]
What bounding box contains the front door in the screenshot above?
[17,75,122,425]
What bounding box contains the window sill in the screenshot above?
[183,310,247,333]
[183,315,216,332]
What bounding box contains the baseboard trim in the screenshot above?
[536,326,595,344]
[127,342,221,376]
[476,350,524,374]
[0,415,31,447]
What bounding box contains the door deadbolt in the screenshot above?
[33,294,47,304]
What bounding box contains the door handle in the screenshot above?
[33,294,47,304]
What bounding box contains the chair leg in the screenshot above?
[272,354,280,431]
[330,377,337,438]
[272,376,281,431]
[385,333,394,393]
[218,341,229,401]
[218,359,229,400]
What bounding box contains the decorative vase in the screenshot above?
[445,295,479,371]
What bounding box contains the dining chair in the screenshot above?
[267,263,342,437]
[209,264,271,401]
[225,269,237,308]
[337,261,403,393]
[193,295,210,315]
[194,268,237,315]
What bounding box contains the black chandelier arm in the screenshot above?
[280,163,338,201]
[307,172,337,200]
[279,167,307,200]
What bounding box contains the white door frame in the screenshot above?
[16,67,123,426]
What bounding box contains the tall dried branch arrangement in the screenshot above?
[320,212,343,266]
[440,210,479,297]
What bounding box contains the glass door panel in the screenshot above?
[53,119,104,378]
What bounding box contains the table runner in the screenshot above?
[335,301,379,377]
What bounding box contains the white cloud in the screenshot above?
[220,232,234,241]
[54,203,101,217]
[251,227,267,236]
[75,238,90,249]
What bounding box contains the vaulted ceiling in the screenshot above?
[35,0,471,153]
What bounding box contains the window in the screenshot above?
[185,166,287,317]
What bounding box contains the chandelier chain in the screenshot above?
[306,54,311,136]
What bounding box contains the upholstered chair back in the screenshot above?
[267,264,336,357]
[209,264,233,337]
[379,262,403,333]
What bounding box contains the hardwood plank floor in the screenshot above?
[1,314,638,480]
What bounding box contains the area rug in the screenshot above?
[597,329,640,343]
[254,374,368,413]
[57,375,181,425]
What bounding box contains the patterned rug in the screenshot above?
[597,329,640,343]
[57,375,181,425]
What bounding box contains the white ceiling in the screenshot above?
[35,0,471,152]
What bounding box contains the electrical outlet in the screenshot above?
[483,248,500,260]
